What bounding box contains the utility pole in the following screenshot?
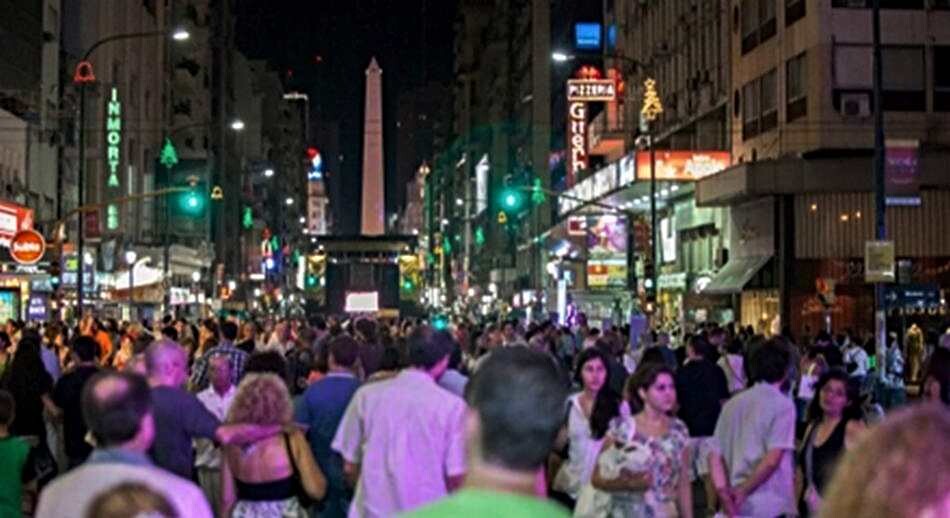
[872,0,887,365]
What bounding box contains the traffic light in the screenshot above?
[178,189,207,216]
[304,253,327,304]
[432,313,449,330]
[500,187,524,212]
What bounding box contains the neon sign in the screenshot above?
[106,87,122,188]
[567,101,588,186]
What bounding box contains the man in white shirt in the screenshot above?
[36,371,212,518]
[195,354,237,515]
[333,326,466,518]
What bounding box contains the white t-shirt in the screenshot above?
[194,385,236,469]
[332,369,466,518]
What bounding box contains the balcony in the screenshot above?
[588,107,628,159]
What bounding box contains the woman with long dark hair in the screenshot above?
[552,347,623,504]
[0,331,58,442]
[797,368,866,516]
[585,363,691,517]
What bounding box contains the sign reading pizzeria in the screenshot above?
[567,79,617,102]
[10,229,46,265]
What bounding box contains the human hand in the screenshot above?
[731,486,748,512]
[715,487,737,518]
[619,468,653,491]
[804,485,822,515]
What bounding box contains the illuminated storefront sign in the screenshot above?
[0,202,34,248]
[586,214,628,290]
[106,87,122,188]
[567,79,617,102]
[567,101,588,186]
[476,154,489,215]
[635,151,730,182]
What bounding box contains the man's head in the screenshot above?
[354,318,378,344]
[144,339,188,388]
[72,335,99,363]
[327,335,359,370]
[687,335,711,360]
[750,339,791,385]
[82,371,154,450]
[0,389,15,428]
[708,327,726,348]
[407,326,451,377]
[465,347,568,472]
[208,354,232,393]
[241,321,257,340]
[160,326,179,342]
[220,321,238,343]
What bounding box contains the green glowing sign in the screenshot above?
[106,204,119,230]
[160,137,179,170]
[106,87,121,188]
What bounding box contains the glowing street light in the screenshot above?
[230,119,245,131]
[551,51,573,62]
[285,197,294,206]
[263,168,274,178]
[172,27,191,41]
[191,271,201,283]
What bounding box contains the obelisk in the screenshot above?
[361,57,385,235]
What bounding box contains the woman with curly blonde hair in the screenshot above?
[820,404,950,518]
[221,374,326,517]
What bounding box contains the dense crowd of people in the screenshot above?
[0,311,948,517]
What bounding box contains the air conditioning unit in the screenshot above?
[840,93,871,118]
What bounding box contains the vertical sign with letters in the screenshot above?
[567,101,588,188]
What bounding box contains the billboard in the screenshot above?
[885,139,921,207]
[586,214,628,290]
[476,154,489,215]
[0,202,34,248]
[635,151,730,182]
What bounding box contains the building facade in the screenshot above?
[697,1,950,336]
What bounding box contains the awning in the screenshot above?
[701,255,772,295]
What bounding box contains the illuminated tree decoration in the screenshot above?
[641,78,663,122]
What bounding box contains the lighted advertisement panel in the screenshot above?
[586,214,628,290]
[635,151,730,181]
[0,289,20,322]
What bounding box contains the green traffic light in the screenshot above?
[402,279,414,291]
[504,193,517,207]
[306,275,318,287]
[179,190,206,215]
[432,314,448,330]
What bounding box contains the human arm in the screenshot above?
[677,446,694,518]
[443,401,467,492]
[590,438,653,492]
[219,447,237,518]
[332,392,364,489]
[215,423,281,446]
[342,461,360,488]
[732,449,785,508]
[708,451,737,518]
[290,431,327,500]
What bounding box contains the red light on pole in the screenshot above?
[306,147,318,159]
[73,61,96,84]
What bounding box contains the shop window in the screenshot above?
[934,46,950,111]
[785,0,805,26]
[786,52,807,122]
[882,46,925,112]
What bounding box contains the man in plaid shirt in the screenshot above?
[190,321,248,391]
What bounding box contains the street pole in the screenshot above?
[872,0,887,366]
[76,83,86,319]
[649,130,658,317]
[128,265,134,321]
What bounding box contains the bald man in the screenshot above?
[145,340,278,478]
[36,371,212,518]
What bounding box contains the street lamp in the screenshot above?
[230,119,245,131]
[551,51,573,63]
[172,27,191,41]
[263,168,274,178]
[285,197,295,206]
[125,250,138,321]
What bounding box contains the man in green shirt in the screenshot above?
[0,390,35,518]
[404,347,570,518]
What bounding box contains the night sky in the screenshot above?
[235,0,457,234]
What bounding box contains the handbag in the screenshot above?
[283,433,315,508]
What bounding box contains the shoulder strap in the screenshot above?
[803,424,817,488]
[283,433,302,481]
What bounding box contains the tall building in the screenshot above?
[696,2,950,334]
[439,0,551,304]
[0,0,63,226]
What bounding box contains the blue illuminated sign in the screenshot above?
[575,23,602,50]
